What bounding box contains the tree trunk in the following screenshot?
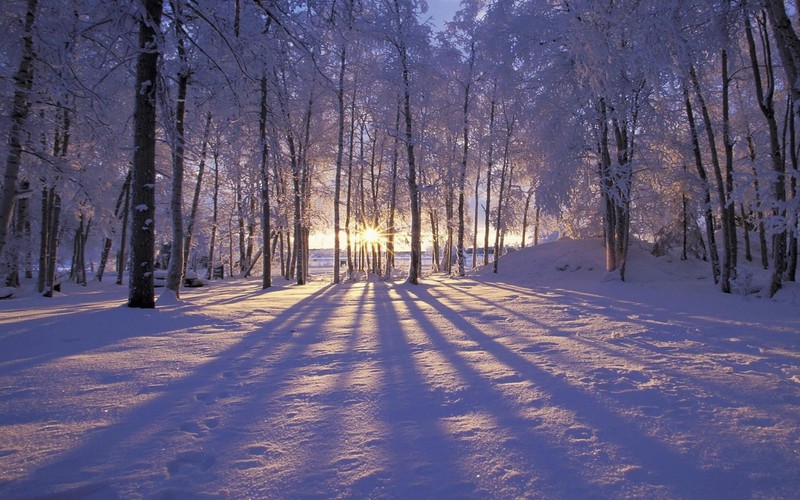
[493,117,513,274]
[444,189,452,273]
[472,158,481,268]
[521,188,534,248]
[6,182,31,287]
[245,197,256,276]
[456,42,476,277]
[401,44,421,284]
[0,0,37,265]
[228,217,234,278]
[745,132,770,269]
[207,144,220,279]
[42,105,70,296]
[38,187,49,293]
[289,133,304,285]
[97,170,131,282]
[429,209,441,273]
[333,45,347,284]
[483,81,497,267]
[691,66,733,292]
[184,111,211,276]
[259,76,272,289]
[236,184,246,274]
[722,49,738,283]
[369,127,381,275]
[71,212,89,285]
[43,191,61,297]
[741,203,752,262]
[385,103,400,279]
[116,172,131,286]
[683,83,720,283]
[342,85,356,280]
[165,21,188,298]
[128,0,164,308]
[788,96,798,280]
[598,100,617,272]
[764,0,800,297]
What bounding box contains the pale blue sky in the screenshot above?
[424,0,460,29]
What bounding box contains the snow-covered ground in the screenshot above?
[1,238,798,498]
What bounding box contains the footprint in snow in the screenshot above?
[565,426,594,441]
[179,421,205,437]
[166,451,216,477]
[194,391,215,404]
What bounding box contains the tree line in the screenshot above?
[0,0,797,307]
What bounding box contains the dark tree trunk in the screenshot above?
[207,144,220,279]
[385,103,400,279]
[236,185,246,274]
[472,159,481,268]
[43,191,61,297]
[97,170,131,282]
[402,51,421,284]
[259,76,272,289]
[0,0,37,264]
[37,187,49,293]
[493,118,513,274]
[185,112,212,276]
[457,42,476,277]
[691,68,732,291]
[128,0,164,308]
[764,0,796,293]
[116,172,131,286]
[333,45,347,284]
[165,9,189,298]
[683,83,720,282]
[483,82,497,267]
[521,188,534,248]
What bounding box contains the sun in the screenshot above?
[362,227,381,245]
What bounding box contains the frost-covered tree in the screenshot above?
[0,0,38,277]
[128,0,164,308]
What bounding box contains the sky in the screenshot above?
[424,0,461,29]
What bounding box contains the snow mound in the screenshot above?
[474,237,605,282]
[480,236,717,285]
[473,237,800,307]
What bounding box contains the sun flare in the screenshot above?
[362,227,381,244]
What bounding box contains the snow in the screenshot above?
[1,238,798,498]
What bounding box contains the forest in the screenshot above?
[0,0,798,307]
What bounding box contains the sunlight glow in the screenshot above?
[362,227,381,245]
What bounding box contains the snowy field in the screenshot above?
[1,238,798,498]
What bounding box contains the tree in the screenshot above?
[762,0,795,296]
[378,0,429,284]
[164,0,190,299]
[128,0,164,309]
[184,112,212,277]
[259,76,271,289]
[0,0,38,274]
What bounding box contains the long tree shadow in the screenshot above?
[4,276,795,497]
[392,283,597,498]
[477,279,800,409]
[369,281,478,496]
[0,282,344,498]
[397,281,749,498]
[469,278,800,490]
